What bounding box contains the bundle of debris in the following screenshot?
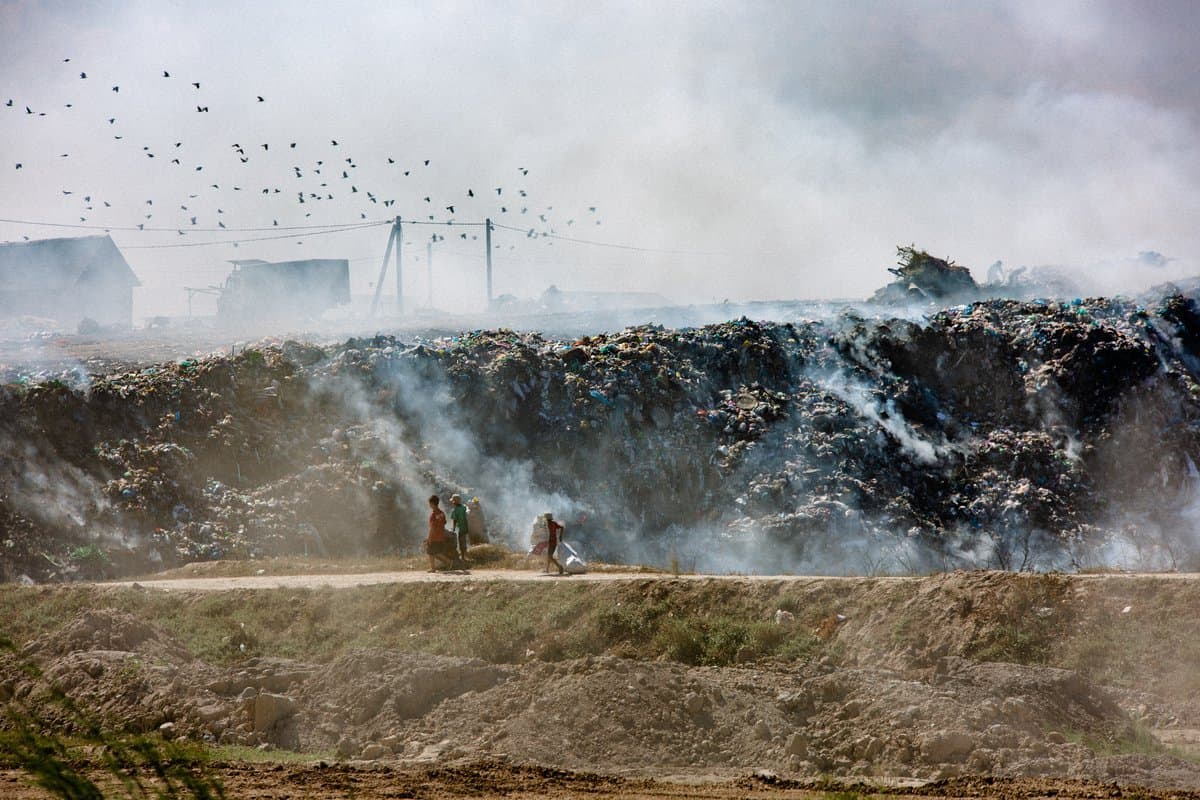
[870,246,980,305]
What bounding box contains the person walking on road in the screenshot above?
[544,512,564,576]
[425,495,453,571]
[449,493,470,563]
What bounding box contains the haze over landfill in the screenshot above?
[9,3,1200,798]
[4,0,1200,318]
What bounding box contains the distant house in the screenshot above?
[0,235,139,328]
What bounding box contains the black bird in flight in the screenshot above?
[290,142,296,148]
[163,70,170,77]
[424,159,430,165]
[192,82,200,89]
[79,72,86,79]
[445,205,455,213]
[467,189,474,197]
[496,188,503,195]
[257,96,264,102]
[387,157,394,163]
[197,106,208,112]
[14,163,21,169]
[4,99,11,106]
[107,117,115,123]
[331,139,338,145]
[112,85,118,92]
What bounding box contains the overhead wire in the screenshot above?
[0,216,393,233]
[121,221,388,249]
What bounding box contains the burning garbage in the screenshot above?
[4,288,1200,581]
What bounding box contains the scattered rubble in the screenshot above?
[3,603,1198,785]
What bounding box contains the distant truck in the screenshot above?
[217,258,350,320]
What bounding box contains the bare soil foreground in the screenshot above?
[3,567,1200,798]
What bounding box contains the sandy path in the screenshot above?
[99,569,1200,592]
[102,569,914,592]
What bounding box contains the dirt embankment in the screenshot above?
[2,571,1199,790]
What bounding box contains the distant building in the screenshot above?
[0,235,139,328]
[217,258,350,320]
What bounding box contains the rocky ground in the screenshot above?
[2,571,1199,794]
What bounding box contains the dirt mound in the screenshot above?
[295,649,507,750]
[22,608,192,664]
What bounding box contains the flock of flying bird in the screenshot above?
[5,58,602,249]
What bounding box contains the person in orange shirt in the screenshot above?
[544,512,565,576]
[425,495,453,571]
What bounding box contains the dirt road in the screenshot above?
[5,762,1199,800]
[101,568,1198,592]
[102,569,910,592]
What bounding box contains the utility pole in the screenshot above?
[393,216,403,314]
[485,218,494,309]
[369,220,397,316]
[426,239,433,308]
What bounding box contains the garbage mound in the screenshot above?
[5,292,1200,579]
[871,246,980,305]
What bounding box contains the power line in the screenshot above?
[490,222,723,256]
[402,218,487,227]
[0,216,392,234]
[121,221,388,249]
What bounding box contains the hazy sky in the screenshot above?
[2,0,1199,317]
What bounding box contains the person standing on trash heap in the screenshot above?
[449,493,470,564]
[425,495,453,572]
[544,512,565,576]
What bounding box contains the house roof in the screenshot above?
[0,235,140,291]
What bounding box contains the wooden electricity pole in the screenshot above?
[485,218,494,309]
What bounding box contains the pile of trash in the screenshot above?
[5,290,1200,580]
